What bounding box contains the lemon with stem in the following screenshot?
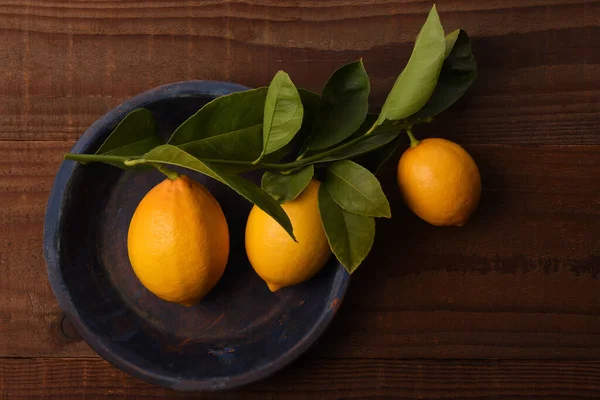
[397,130,481,226]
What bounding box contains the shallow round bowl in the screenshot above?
[43,81,349,391]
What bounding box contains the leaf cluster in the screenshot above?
[65,6,476,273]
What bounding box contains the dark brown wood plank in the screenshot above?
[2,0,599,397]
[0,0,597,143]
[315,144,600,359]
[0,140,93,357]
[1,141,598,359]
[2,357,600,399]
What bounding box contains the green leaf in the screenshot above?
[96,109,161,156]
[280,113,379,165]
[298,89,321,132]
[377,5,445,124]
[168,87,267,146]
[260,71,304,158]
[323,160,391,218]
[262,165,314,203]
[308,60,370,150]
[142,145,295,240]
[444,29,460,58]
[70,108,163,170]
[318,123,401,163]
[179,124,263,162]
[318,185,375,273]
[413,30,477,119]
[260,89,321,164]
[294,89,322,156]
[353,136,401,173]
[341,113,379,142]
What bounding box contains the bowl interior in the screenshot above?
[46,82,348,391]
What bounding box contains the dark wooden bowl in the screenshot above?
[43,81,349,391]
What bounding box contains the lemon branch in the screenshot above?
[153,163,179,180]
[406,129,420,148]
[64,154,143,164]
[65,122,401,179]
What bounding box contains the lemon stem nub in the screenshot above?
[153,163,180,180]
[406,129,420,148]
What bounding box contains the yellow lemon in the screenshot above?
[245,180,331,292]
[127,175,229,306]
[397,138,481,226]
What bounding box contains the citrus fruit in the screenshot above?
[245,179,331,292]
[397,137,481,226]
[127,174,229,306]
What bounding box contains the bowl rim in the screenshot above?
[43,80,350,391]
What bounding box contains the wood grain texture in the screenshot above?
[2,357,600,399]
[0,140,92,358]
[2,0,600,396]
[318,144,600,359]
[0,0,598,143]
[1,142,598,359]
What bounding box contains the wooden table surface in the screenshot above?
[1,0,599,398]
